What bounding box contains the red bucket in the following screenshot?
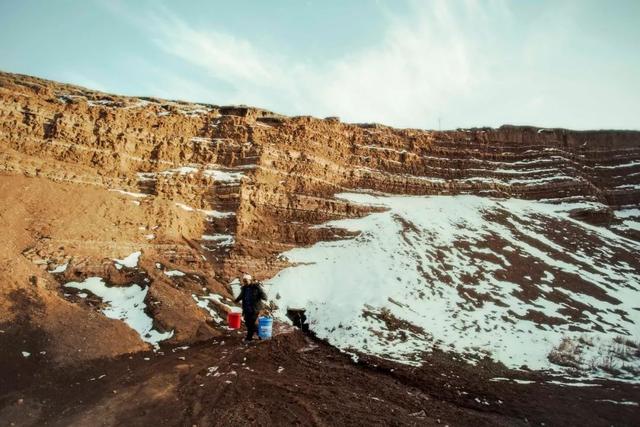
[227,312,242,329]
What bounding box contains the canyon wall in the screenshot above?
[1,71,639,365]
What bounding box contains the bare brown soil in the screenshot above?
[1,326,639,427]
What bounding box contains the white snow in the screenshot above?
[48,262,68,274]
[57,94,84,103]
[356,167,447,185]
[476,167,561,176]
[358,163,586,188]
[64,277,173,346]
[21,351,31,358]
[462,175,579,186]
[621,221,640,232]
[157,165,244,183]
[202,169,244,182]
[612,208,640,233]
[595,399,639,406]
[113,251,141,270]
[175,202,235,218]
[191,293,238,323]
[593,160,640,170]
[109,189,148,198]
[178,107,210,116]
[160,166,199,175]
[87,99,116,107]
[615,183,640,190]
[490,378,536,384]
[202,209,236,219]
[201,234,235,246]
[164,270,186,277]
[546,380,601,387]
[615,208,640,219]
[137,172,156,182]
[175,202,195,212]
[125,99,151,109]
[507,175,580,185]
[206,293,237,312]
[230,279,241,299]
[267,193,640,380]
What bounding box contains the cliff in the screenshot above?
[1,71,639,367]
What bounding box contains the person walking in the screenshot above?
[234,274,267,342]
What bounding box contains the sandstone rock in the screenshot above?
[0,70,639,364]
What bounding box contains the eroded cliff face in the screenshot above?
[1,71,639,365]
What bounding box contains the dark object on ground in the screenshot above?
[287,308,309,333]
[235,283,267,340]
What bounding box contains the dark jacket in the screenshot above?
[235,283,267,314]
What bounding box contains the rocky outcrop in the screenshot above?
[1,71,639,364]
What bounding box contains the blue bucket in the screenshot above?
[258,316,273,340]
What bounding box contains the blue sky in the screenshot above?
[1,0,639,130]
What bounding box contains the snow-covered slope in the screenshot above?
[268,193,640,381]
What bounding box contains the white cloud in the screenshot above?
[148,12,281,87]
[143,0,489,128]
[305,0,480,126]
[113,0,638,130]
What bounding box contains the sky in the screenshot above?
[1,0,639,130]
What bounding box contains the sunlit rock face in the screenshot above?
[1,71,639,377]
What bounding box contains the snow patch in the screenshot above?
[164,270,185,277]
[113,251,141,270]
[64,277,173,346]
[191,294,227,323]
[175,202,195,212]
[268,193,640,380]
[202,169,244,182]
[175,203,235,218]
[48,262,68,274]
[201,234,235,246]
[109,189,148,198]
[595,399,639,406]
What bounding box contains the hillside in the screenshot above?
[1,71,639,426]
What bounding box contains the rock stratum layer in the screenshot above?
[1,71,639,372]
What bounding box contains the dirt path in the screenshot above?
[1,326,638,426]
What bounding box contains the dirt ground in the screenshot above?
[1,324,638,427]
